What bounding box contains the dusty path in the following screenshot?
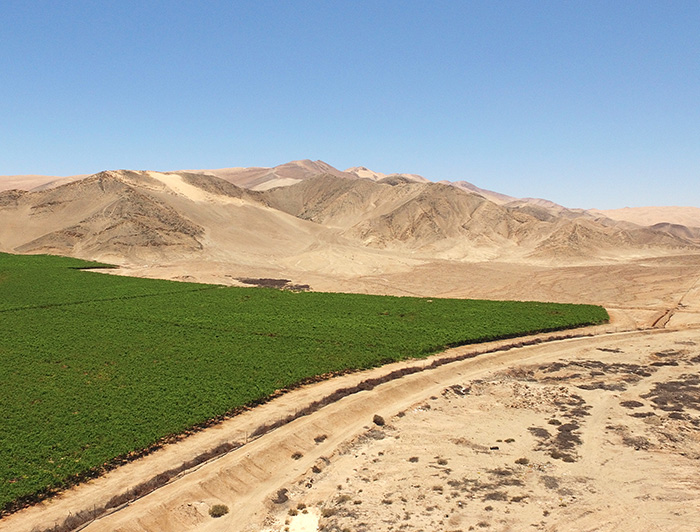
[649,270,700,328]
[4,318,699,532]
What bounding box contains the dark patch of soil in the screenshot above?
[568,406,592,418]
[528,427,551,439]
[577,381,627,391]
[641,374,700,412]
[483,491,509,501]
[650,360,679,367]
[366,429,386,440]
[620,400,645,409]
[555,423,581,450]
[541,360,653,377]
[541,476,559,490]
[622,435,651,450]
[444,384,470,396]
[237,278,310,291]
[272,488,289,504]
[653,350,684,358]
[530,396,585,462]
[488,468,513,477]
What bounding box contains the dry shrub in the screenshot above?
[209,504,229,518]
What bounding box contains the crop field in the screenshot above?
[0,252,608,512]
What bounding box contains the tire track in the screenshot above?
[651,270,700,328]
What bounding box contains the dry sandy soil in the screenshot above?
[593,206,700,228]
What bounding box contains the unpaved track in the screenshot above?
[4,318,696,532]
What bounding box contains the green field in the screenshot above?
[0,252,608,512]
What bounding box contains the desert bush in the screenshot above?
[209,504,229,518]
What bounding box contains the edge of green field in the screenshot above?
[0,252,608,513]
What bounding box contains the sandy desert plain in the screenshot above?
[1,160,700,532]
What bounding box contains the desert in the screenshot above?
[1,161,700,532]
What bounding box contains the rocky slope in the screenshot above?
[1,166,697,270]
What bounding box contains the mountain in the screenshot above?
[259,175,693,261]
[0,170,364,273]
[441,180,516,205]
[1,163,698,277]
[345,166,430,184]
[0,172,205,261]
[186,159,356,191]
[647,222,700,244]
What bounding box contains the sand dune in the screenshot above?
[0,174,89,192]
[592,206,700,228]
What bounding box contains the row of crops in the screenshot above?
[0,252,608,512]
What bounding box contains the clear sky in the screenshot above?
[1,1,698,209]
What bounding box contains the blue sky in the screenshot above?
[1,1,698,209]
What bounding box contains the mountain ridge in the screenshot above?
[2,160,697,227]
[1,167,697,276]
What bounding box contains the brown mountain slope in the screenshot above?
[0,170,381,275]
[187,159,356,191]
[505,198,590,220]
[258,173,528,251]
[257,174,425,229]
[1,169,697,273]
[345,182,532,249]
[441,180,516,205]
[258,175,697,261]
[187,160,510,208]
[0,172,205,261]
[529,217,694,261]
[345,166,430,184]
[648,222,700,244]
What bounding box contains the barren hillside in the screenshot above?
[187,159,357,191]
[1,168,698,276]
